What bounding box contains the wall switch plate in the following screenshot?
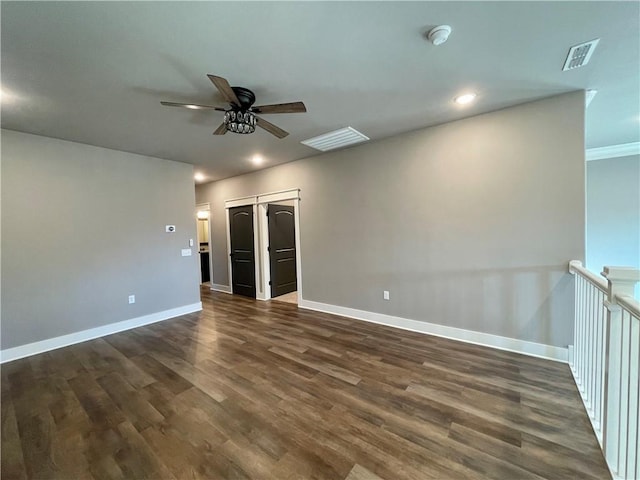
[166,225,176,233]
[383,290,390,300]
[128,295,135,304]
[181,249,192,257]
[189,238,194,247]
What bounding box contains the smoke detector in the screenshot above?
[427,25,452,46]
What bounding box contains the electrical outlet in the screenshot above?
[383,290,390,300]
[165,225,176,233]
[128,295,135,304]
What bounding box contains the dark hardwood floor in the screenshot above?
[2,287,610,479]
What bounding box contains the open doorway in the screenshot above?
[196,203,212,286]
[267,202,298,304]
[224,189,301,304]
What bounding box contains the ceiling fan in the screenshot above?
[161,74,306,138]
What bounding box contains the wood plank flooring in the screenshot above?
[2,287,610,479]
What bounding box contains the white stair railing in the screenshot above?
[569,261,640,480]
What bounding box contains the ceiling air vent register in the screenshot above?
[301,127,370,152]
[563,39,600,71]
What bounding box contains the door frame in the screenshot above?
[196,203,212,284]
[225,188,301,301]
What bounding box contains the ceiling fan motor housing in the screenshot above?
[231,86,256,109]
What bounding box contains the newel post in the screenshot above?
[600,266,640,473]
[602,266,640,300]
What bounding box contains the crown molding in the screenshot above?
[586,142,640,161]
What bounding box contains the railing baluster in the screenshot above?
[625,312,638,479]
[575,276,580,372]
[602,296,612,459]
[595,290,603,433]
[584,276,590,397]
[576,275,582,382]
[580,275,586,389]
[585,288,594,408]
[635,344,640,480]
[619,311,630,478]
[599,295,606,433]
[587,276,592,397]
[607,302,622,473]
[600,292,606,432]
[590,285,596,412]
[569,261,640,479]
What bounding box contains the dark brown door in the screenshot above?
[268,204,297,298]
[229,205,256,298]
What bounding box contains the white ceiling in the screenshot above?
[2,2,639,182]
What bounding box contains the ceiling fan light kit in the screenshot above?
[224,110,256,134]
[161,74,307,139]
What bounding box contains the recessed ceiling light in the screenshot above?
[185,105,203,110]
[194,172,205,182]
[252,155,264,165]
[454,93,477,105]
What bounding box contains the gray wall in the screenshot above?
[1,130,201,350]
[197,92,585,348]
[586,154,640,297]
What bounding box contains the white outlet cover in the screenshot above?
[181,249,192,256]
[128,295,135,304]
[383,290,390,300]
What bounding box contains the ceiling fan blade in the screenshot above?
[252,102,307,114]
[160,101,225,111]
[213,122,228,135]
[207,74,241,107]
[256,116,289,138]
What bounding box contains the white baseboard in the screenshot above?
[210,284,232,294]
[298,299,568,363]
[0,302,202,364]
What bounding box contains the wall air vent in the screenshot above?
[301,127,370,152]
[563,39,600,71]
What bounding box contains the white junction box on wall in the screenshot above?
[181,249,192,257]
